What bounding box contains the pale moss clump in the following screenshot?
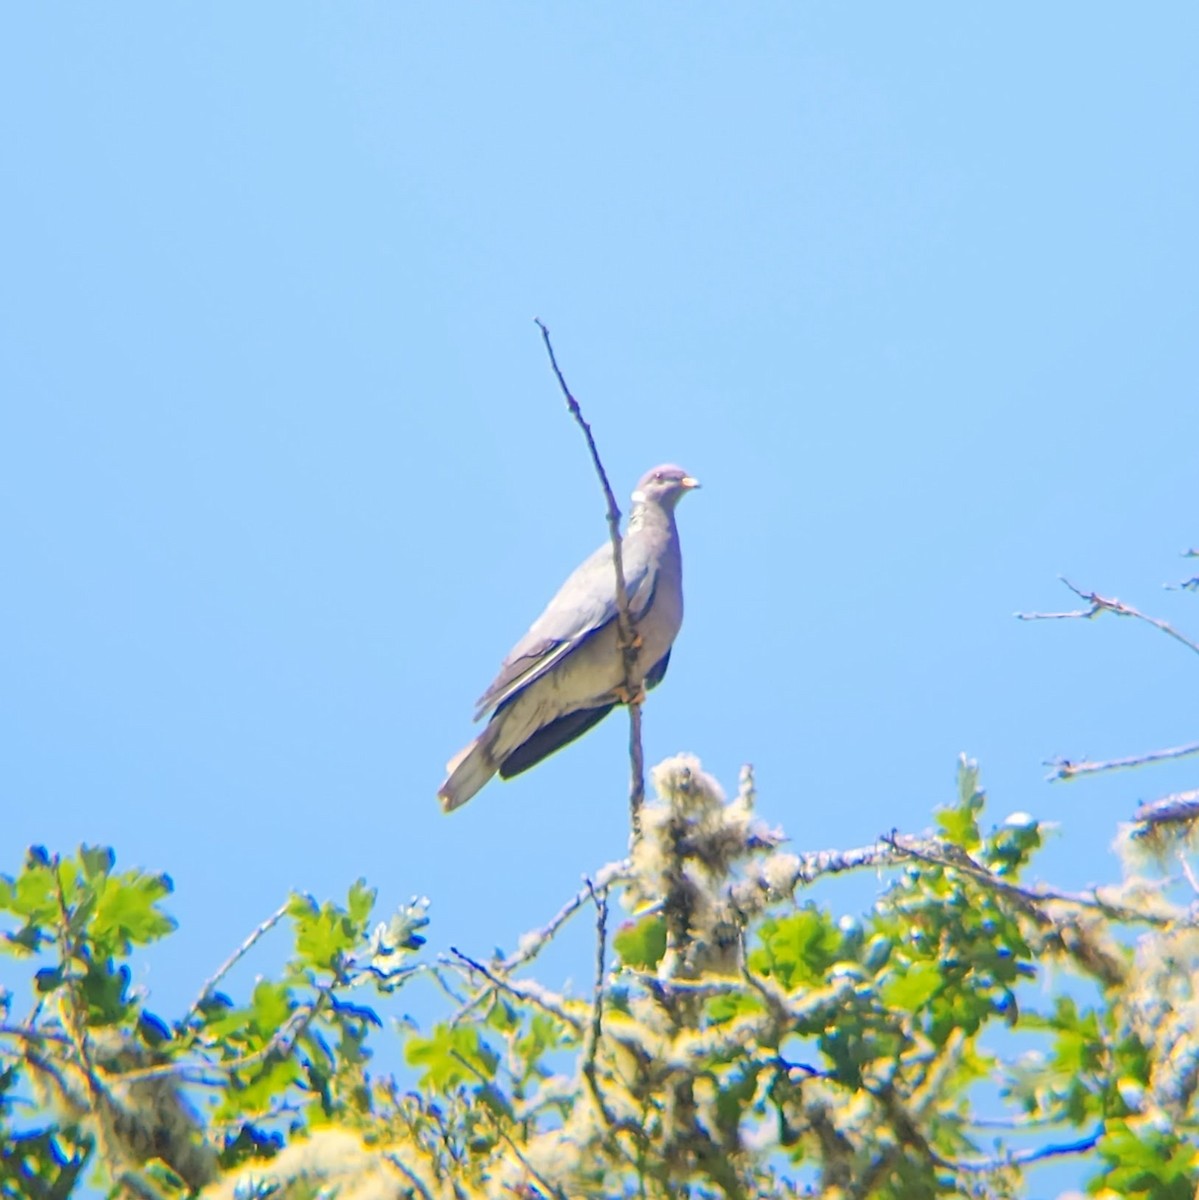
[29,1023,217,1194]
[627,754,782,979]
[1122,928,1199,1120]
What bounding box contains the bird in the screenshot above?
[438,464,700,811]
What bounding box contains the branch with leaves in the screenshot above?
[5,741,1199,1198]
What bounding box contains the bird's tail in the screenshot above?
[438,735,498,812]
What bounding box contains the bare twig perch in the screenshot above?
[535,319,646,835]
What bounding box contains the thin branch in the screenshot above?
[182,901,289,1028]
[741,829,1188,931]
[741,833,955,896]
[936,1125,1103,1172]
[581,878,610,1122]
[965,1113,1075,1131]
[449,948,582,1033]
[50,871,108,1116]
[885,834,1179,929]
[429,965,470,1008]
[116,986,336,1087]
[382,1152,435,1200]
[535,319,645,837]
[501,858,631,972]
[1046,741,1199,782]
[738,931,791,1024]
[1016,576,1199,657]
[786,840,921,884]
[533,320,624,581]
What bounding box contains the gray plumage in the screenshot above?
[438,464,699,811]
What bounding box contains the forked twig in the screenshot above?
[1016,577,1199,658]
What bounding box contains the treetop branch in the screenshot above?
[535,319,646,836]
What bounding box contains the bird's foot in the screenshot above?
[614,681,648,706]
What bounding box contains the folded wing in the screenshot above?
[473,537,658,720]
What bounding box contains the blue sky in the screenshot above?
[3,2,1198,1169]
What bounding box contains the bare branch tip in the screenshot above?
[534,323,645,834]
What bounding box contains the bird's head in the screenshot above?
[632,464,701,511]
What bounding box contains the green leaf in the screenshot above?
[936,805,980,850]
[937,755,986,850]
[984,815,1042,877]
[1095,1120,1198,1199]
[250,979,294,1037]
[225,1056,303,1118]
[706,990,763,1026]
[289,893,359,975]
[750,909,839,990]
[91,870,176,953]
[714,1064,761,1137]
[956,754,981,807]
[881,961,942,1012]
[79,959,134,1024]
[203,1005,255,1042]
[79,846,115,881]
[613,914,666,969]
[346,879,376,930]
[406,1022,497,1092]
[6,858,58,924]
[486,998,519,1033]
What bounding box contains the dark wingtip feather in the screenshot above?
[498,704,617,780]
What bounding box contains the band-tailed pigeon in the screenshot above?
[438,464,699,811]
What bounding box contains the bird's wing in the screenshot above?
[497,646,672,779]
[473,535,658,720]
[497,702,618,779]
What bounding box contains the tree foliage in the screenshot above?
[3,752,1198,1199]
